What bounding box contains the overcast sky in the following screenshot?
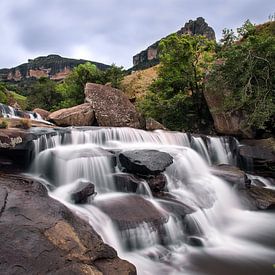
[0,0,274,69]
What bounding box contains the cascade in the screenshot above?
[29,127,275,275]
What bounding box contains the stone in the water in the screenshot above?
[71,181,95,204]
[119,149,173,176]
[145,173,167,193]
[113,173,142,193]
[236,184,275,210]
[0,173,136,275]
[95,194,168,231]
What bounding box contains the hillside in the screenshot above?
[131,17,215,71]
[121,66,158,101]
[0,54,110,83]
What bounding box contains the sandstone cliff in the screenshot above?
[132,17,215,70]
[0,54,110,82]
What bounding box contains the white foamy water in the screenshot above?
[29,127,275,275]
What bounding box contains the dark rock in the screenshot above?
[113,173,142,193]
[186,236,204,247]
[95,194,168,231]
[48,103,94,126]
[119,149,173,176]
[85,83,144,129]
[71,181,95,204]
[236,184,275,210]
[239,138,275,177]
[0,173,136,274]
[211,164,246,186]
[146,173,167,193]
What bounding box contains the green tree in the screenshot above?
[139,34,215,131]
[208,20,275,131]
[56,62,103,108]
[27,77,60,111]
[103,64,124,88]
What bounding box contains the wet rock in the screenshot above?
[0,173,136,275]
[239,138,275,178]
[33,108,50,120]
[186,236,204,247]
[85,83,144,128]
[236,184,275,210]
[113,173,142,193]
[119,149,173,176]
[95,194,168,231]
[145,174,167,193]
[48,103,94,126]
[71,181,95,204]
[211,164,246,186]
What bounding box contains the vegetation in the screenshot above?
[18,118,31,129]
[55,62,124,109]
[208,20,275,131]
[0,118,8,129]
[26,77,60,111]
[138,34,215,131]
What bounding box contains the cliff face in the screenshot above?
[132,17,215,70]
[0,54,110,82]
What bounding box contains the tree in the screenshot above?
[56,62,124,108]
[26,77,60,111]
[56,62,103,108]
[139,34,215,131]
[209,20,275,132]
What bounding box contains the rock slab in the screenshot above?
[85,83,144,128]
[119,149,173,176]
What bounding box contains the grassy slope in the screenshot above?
[121,65,159,100]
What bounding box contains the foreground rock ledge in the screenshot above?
[0,173,136,275]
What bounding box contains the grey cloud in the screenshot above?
[0,0,274,68]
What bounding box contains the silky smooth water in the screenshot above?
[30,127,275,275]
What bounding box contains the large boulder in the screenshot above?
[239,138,275,177]
[236,184,275,210]
[71,181,95,204]
[204,80,254,138]
[119,150,173,176]
[0,173,136,275]
[94,194,168,231]
[85,83,144,128]
[33,108,50,120]
[48,103,94,126]
[211,164,246,186]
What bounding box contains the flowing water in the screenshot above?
[29,127,275,275]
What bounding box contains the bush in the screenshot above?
[0,118,8,129]
[18,118,31,129]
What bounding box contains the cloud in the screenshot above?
[0,0,274,68]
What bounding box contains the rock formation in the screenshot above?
[48,103,95,126]
[0,54,110,83]
[0,173,136,274]
[132,17,215,70]
[85,83,145,129]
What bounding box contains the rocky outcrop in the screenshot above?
[236,184,275,210]
[239,138,275,177]
[48,103,94,126]
[33,108,50,120]
[132,17,215,70]
[204,79,254,138]
[0,173,136,275]
[71,181,95,204]
[145,118,166,131]
[95,194,168,231]
[119,150,173,176]
[0,54,110,82]
[211,164,246,186]
[85,83,144,128]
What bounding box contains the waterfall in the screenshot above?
[29,127,275,275]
